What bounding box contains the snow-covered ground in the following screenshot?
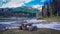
[33,22,60,30]
[26,19,47,23]
[0,19,60,30]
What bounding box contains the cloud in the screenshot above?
[32,4,43,11]
[2,0,24,8]
[33,4,43,8]
[24,0,32,3]
[1,0,49,8]
[1,0,32,8]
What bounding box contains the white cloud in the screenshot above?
[32,4,43,9]
[24,0,32,3]
[32,4,43,11]
[1,0,32,8]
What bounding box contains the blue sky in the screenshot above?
[0,0,50,8]
[25,0,50,6]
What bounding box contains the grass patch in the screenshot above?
[0,29,60,34]
[42,16,60,22]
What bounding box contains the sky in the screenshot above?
[0,0,50,8]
